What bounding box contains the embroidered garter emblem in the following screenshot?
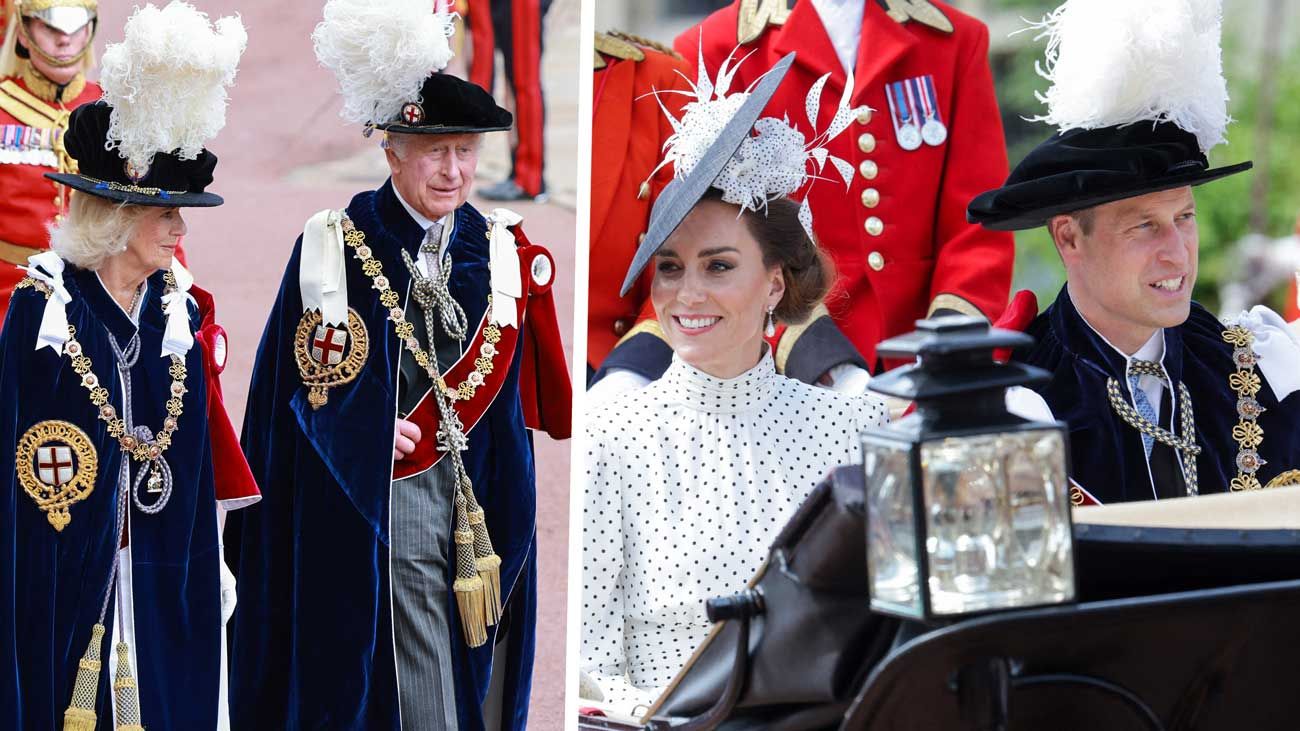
[400,102,425,126]
[294,307,370,410]
[15,420,98,531]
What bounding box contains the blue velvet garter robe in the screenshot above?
[1014,286,1300,505]
[226,180,539,731]
[1,265,224,729]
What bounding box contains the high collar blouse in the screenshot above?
[581,353,887,715]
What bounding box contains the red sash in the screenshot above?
[392,244,543,480]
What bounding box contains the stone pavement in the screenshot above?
[93,1,580,727]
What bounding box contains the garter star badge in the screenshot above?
[16,420,99,532]
[294,308,370,409]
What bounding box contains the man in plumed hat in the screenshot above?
[0,0,101,324]
[225,3,571,729]
[969,0,1300,506]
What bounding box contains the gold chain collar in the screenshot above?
[1222,325,1269,491]
[339,215,501,403]
[22,273,189,465]
[1105,361,1201,497]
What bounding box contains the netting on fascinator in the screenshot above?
[651,43,870,241]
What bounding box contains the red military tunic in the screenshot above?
[0,67,100,323]
[674,0,1014,368]
[587,33,692,369]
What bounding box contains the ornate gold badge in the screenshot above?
[15,420,98,531]
[294,308,370,409]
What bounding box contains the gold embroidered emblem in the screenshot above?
[294,308,370,410]
[15,420,98,531]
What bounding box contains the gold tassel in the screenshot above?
[469,506,503,624]
[453,488,489,647]
[113,641,145,731]
[454,573,488,648]
[63,623,105,731]
[462,481,503,625]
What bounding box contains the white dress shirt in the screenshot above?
[392,185,454,274]
[810,0,865,75]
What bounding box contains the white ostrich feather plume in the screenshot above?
[313,0,456,127]
[654,45,868,240]
[99,1,247,172]
[1029,0,1229,153]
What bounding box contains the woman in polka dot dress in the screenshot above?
[580,188,889,716]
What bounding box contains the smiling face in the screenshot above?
[21,17,93,86]
[1050,186,1199,354]
[385,132,481,221]
[123,206,186,273]
[650,199,785,379]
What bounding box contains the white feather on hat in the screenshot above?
[1029,0,1229,153]
[312,0,456,128]
[99,1,247,173]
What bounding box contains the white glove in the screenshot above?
[219,553,237,624]
[821,363,872,396]
[586,368,652,410]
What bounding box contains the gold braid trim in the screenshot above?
[17,60,86,105]
[774,302,829,374]
[608,30,682,60]
[76,176,186,197]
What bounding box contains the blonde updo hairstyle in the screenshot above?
[701,189,834,325]
[49,193,148,270]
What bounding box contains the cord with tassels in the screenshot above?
[113,642,146,731]
[406,254,506,648]
[62,623,104,731]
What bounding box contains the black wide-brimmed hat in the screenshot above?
[619,52,795,296]
[376,73,512,135]
[45,102,223,207]
[967,121,1251,231]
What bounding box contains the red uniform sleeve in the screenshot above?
[926,22,1014,321]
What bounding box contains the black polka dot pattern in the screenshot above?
[579,354,888,710]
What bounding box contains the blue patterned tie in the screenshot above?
[1128,375,1157,459]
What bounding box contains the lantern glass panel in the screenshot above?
[921,428,1074,616]
[864,437,921,616]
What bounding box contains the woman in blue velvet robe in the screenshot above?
[0,261,225,730]
[225,180,541,731]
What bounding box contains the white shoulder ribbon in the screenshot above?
[19,251,73,355]
[486,208,523,329]
[1231,305,1300,401]
[161,258,196,358]
[299,209,349,326]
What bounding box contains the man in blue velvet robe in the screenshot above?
[226,55,571,731]
[967,3,1300,505]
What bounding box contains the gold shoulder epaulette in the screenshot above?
[880,0,954,34]
[0,79,62,129]
[609,31,682,60]
[737,0,792,45]
[595,31,645,70]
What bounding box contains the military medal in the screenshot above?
[886,81,922,151]
[917,75,948,147]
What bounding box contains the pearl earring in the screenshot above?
[764,305,776,338]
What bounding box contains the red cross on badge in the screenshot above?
[312,325,348,366]
[401,102,425,126]
[37,445,75,487]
